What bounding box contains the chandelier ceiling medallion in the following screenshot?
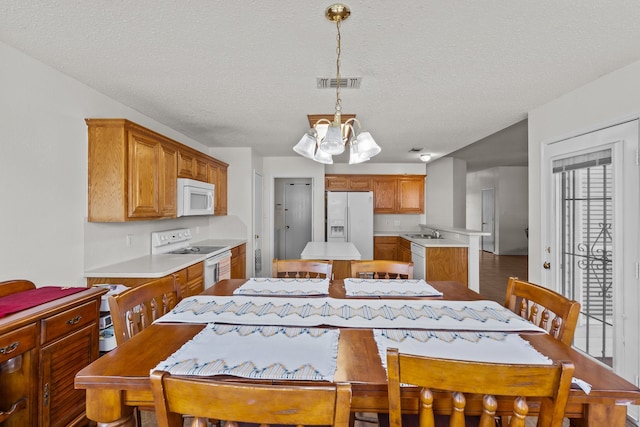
[293,3,381,164]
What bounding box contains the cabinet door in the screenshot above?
[374,236,398,260]
[216,165,228,215]
[348,176,372,191]
[177,150,195,178]
[398,238,413,263]
[187,262,204,296]
[398,177,424,213]
[39,325,98,427]
[128,131,160,218]
[325,175,349,191]
[373,178,397,213]
[173,269,189,298]
[231,244,246,279]
[194,158,208,181]
[158,143,178,217]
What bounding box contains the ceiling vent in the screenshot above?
[316,77,361,89]
[409,147,423,152]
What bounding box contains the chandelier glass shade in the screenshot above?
[293,4,381,164]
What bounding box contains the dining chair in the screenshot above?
[107,276,182,427]
[504,277,581,346]
[108,275,182,345]
[272,258,333,279]
[386,348,574,427]
[0,279,36,298]
[150,370,352,427]
[350,260,414,279]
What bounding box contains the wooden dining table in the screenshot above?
[75,279,640,427]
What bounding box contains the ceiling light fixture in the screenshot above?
[419,153,432,162]
[293,4,381,165]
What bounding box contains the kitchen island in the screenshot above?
[300,241,361,279]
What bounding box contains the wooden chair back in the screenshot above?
[0,280,36,298]
[505,277,581,346]
[350,260,414,279]
[386,349,574,427]
[108,276,181,345]
[272,259,333,279]
[150,370,352,427]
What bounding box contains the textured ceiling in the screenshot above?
[2,1,640,165]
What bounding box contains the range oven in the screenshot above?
[151,228,231,288]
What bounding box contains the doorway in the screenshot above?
[481,188,495,252]
[543,119,639,422]
[274,178,313,260]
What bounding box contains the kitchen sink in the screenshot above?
[405,233,443,239]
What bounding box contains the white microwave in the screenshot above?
[177,178,215,217]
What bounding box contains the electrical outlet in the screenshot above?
[126,234,133,247]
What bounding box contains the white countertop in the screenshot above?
[419,224,490,237]
[85,239,246,279]
[400,235,468,248]
[300,242,362,261]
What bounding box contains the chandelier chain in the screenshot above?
[335,19,342,114]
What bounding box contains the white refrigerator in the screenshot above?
[326,191,374,259]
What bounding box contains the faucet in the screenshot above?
[432,229,441,239]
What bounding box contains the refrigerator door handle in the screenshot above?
[345,205,349,242]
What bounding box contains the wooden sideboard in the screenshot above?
[0,287,105,427]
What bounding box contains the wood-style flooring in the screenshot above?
[477,250,528,303]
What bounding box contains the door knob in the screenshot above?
[543,262,551,269]
[255,235,260,239]
[286,226,290,229]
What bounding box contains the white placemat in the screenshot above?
[153,324,339,381]
[344,278,443,297]
[157,296,546,333]
[233,277,330,296]
[373,329,552,368]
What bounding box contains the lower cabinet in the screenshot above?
[0,288,104,427]
[374,237,468,285]
[173,262,204,298]
[231,243,247,279]
[374,236,398,260]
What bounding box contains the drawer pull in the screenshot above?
[0,396,27,423]
[66,315,82,325]
[0,341,19,355]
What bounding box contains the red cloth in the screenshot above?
[0,286,86,318]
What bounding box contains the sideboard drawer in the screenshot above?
[40,300,98,344]
[0,323,37,364]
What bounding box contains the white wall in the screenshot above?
[425,157,467,227]
[528,59,640,283]
[0,41,218,286]
[467,167,528,255]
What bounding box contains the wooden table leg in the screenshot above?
[582,403,628,427]
[85,389,136,427]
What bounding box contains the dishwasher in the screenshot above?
[410,242,426,280]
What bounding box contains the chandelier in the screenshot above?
[293,4,381,164]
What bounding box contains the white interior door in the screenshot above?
[481,188,495,252]
[284,182,312,259]
[253,171,263,277]
[543,119,639,422]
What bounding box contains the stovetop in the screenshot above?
[168,245,227,255]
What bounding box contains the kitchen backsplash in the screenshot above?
[373,214,424,232]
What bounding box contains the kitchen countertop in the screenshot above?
[85,238,246,279]
[300,242,362,261]
[373,231,468,248]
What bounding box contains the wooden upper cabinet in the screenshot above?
[178,148,208,182]
[87,118,226,222]
[372,177,398,213]
[325,174,425,214]
[207,160,228,216]
[325,174,372,191]
[397,176,425,213]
